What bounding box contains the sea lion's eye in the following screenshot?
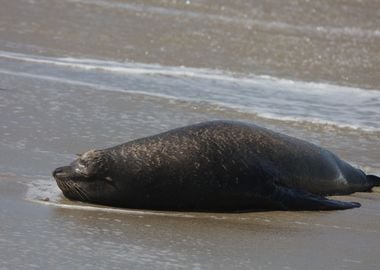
[78,160,85,167]
[74,159,87,173]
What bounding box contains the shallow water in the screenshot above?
[1,0,380,269]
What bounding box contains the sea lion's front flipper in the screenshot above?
[274,186,361,211]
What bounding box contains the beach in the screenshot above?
[1,0,379,269]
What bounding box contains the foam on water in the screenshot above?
[0,50,379,132]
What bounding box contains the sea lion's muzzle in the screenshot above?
[52,165,84,181]
[52,166,71,179]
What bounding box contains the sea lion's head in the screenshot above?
[53,149,116,204]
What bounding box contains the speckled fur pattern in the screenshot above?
[53,120,377,211]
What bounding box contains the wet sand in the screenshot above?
[1,174,380,270]
[1,0,380,269]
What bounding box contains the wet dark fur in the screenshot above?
[53,121,379,211]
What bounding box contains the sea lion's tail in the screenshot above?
[367,174,380,186]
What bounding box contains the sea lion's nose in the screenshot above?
[52,167,64,177]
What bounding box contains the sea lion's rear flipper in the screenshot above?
[274,186,361,211]
[367,174,380,187]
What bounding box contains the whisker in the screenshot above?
[57,177,92,202]
[61,180,70,191]
[60,179,84,201]
[72,185,85,201]
[72,182,90,201]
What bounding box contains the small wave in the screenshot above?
[1,51,379,132]
[1,50,378,95]
[246,112,380,132]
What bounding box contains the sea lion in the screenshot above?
[52,120,379,211]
